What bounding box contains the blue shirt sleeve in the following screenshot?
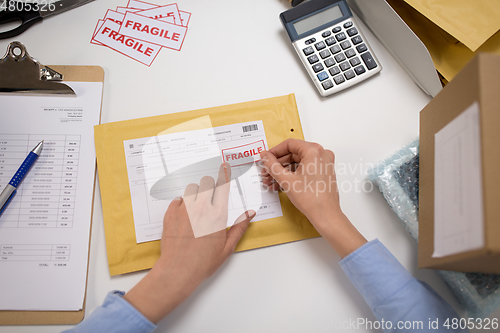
[62,291,156,333]
[339,239,469,333]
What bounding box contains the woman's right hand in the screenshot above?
[260,139,367,258]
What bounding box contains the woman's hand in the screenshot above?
[124,163,255,324]
[261,139,341,224]
[261,139,366,258]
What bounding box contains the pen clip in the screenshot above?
[0,41,76,96]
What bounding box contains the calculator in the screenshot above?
[280,0,382,97]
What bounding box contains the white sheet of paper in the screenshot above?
[433,101,484,258]
[124,120,283,243]
[0,82,102,310]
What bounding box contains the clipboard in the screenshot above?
[95,93,321,276]
[0,42,104,325]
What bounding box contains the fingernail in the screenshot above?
[173,196,182,201]
[248,210,256,218]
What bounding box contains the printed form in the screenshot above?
[124,120,283,243]
[0,82,102,310]
[433,102,484,257]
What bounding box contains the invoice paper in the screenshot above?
[0,82,102,310]
[433,101,484,257]
[124,120,283,243]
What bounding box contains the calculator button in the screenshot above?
[322,80,334,90]
[315,41,326,51]
[312,63,324,73]
[333,74,345,85]
[329,45,341,54]
[354,65,366,75]
[303,46,314,56]
[335,32,347,42]
[340,40,351,50]
[329,66,341,76]
[343,21,353,29]
[339,61,351,71]
[325,37,337,46]
[356,43,368,53]
[307,54,319,64]
[317,71,329,81]
[324,58,336,68]
[319,49,331,59]
[346,27,358,37]
[351,35,363,45]
[334,53,346,62]
[332,26,341,33]
[322,30,332,38]
[361,52,378,70]
[349,56,361,67]
[305,38,316,45]
[344,69,356,80]
[345,49,356,58]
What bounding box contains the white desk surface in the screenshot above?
[1,0,498,332]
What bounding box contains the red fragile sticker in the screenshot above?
[91,1,191,66]
[103,9,126,25]
[93,19,161,67]
[127,0,157,10]
[178,11,191,27]
[135,4,182,26]
[222,141,266,167]
[119,12,187,50]
[122,5,190,26]
[91,20,104,45]
[116,6,141,14]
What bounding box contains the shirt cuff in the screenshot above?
[64,290,157,333]
[339,239,414,310]
[106,290,157,332]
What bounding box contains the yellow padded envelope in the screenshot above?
[94,94,320,276]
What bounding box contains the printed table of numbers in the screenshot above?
[0,134,81,228]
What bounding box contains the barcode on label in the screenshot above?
[242,124,258,132]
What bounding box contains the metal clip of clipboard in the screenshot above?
[0,41,76,95]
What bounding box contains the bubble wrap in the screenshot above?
[368,140,500,318]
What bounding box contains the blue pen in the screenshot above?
[0,141,44,216]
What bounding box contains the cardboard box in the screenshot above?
[419,53,500,274]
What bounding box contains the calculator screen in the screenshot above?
[293,5,343,35]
